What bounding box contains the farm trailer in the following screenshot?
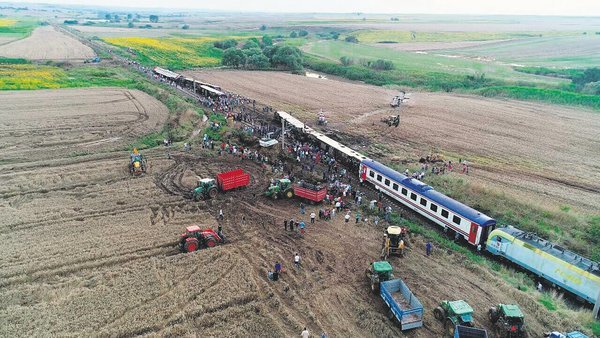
[380,278,423,330]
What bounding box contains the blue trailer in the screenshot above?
[380,278,423,330]
[454,325,488,338]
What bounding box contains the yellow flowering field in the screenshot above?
[0,64,64,89]
[104,36,224,69]
[0,18,17,27]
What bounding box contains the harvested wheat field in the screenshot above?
[0,85,588,337]
[189,70,600,214]
[0,25,95,60]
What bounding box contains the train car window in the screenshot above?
[441,209,449,218]
[410,193,417,201]
[393,183,399,191]
[401,188,407,196]
[420,198,427,206]
[430,204,438,212]
[369,170,375,178]
[385,179,390,186]
[453,215,461,225]
[377,174,382,182]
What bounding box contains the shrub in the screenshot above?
[340,56,353,66]
[345,36,358,43]
[290,31,298,38]
[298,30,308,37]
[214,39,237,50]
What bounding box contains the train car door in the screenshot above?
[468,223,479,244]
[360,165,367,182]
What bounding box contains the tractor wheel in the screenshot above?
[444,319,455,337]
[206,238,217,248]
[208,188,217,199]
[285,190,293,199]
[433,307,444,321]
[488,307,498,323]
[184,238,199,252]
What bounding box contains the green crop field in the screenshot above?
[305,40,568,86]
[0,18,39,38]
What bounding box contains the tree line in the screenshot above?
[217,36,304,73]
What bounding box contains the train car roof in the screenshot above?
[153,67,181,79]
[362,159,495,226]
[497,226,600,276]
[199,85,225,96]
[276,111,368,162]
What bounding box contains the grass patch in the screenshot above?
[0,57,30,64]
[538,293,557,311]
[103,36,225,69]
[477,86,600,111]
[514,66,584,79]
[128,132,164,150]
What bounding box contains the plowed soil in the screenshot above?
[187,70,600,214]
[0,85,585,337]
[0,26,95,60]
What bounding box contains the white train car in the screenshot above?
[360,159,496,246]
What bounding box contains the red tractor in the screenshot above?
[178,225,224,253]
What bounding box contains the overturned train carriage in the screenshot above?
[487,226,600,305]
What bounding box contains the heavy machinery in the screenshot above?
[265,178,293,199]
[454,325,489,338]
[545,332,589,338]
[129,148,146,176]
[381,114,400,127]
[193,178,218,200]
[178,225,224,253]
[192,169,250,200]
[434,300,475,336]
[489,304,527,338]
[390,91,409,108]
[381,226,409,259]
[365,261,394,292]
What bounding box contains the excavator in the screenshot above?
[381,226,409,259]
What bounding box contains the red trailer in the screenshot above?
[216,169,250,191]
[293,183,327,202]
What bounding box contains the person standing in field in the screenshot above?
[294,253,301,268]
[426,241,433,256]
[301,327,310,338]
[219,209,224,221]
[310,212,316,224]
[344,212,350,223]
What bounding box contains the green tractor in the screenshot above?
[434,300,475,336]
[489,304,527,338]
[265,178,293,199]
[192,178,218,201]
[365,261,394,292]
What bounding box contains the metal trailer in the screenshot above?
[216,169,250,191]
[292,184,327,202]
[454,325,488,338]
[380,279,423,330]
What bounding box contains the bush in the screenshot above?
[290,31,298,38]
[260,24,267,31]
[340,56,353,66]
[63,20,78,25]
[369,59,394,71]
[214,39,237,49]
[262,35,273,47]
[271,45,303,72]
[298,30,308,37]
[345,36,359,43]
[182,24,189,30]
[581,81,600,95]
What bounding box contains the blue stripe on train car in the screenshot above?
[362,159,495,227]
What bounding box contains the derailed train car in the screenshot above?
[486,226,600,304]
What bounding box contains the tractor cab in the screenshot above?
[490,304,526,337]
[266,178,292,198]
[193,178,217,200]
[366,261,394,291]
[179,225,224,252]
[435,299,474,334]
